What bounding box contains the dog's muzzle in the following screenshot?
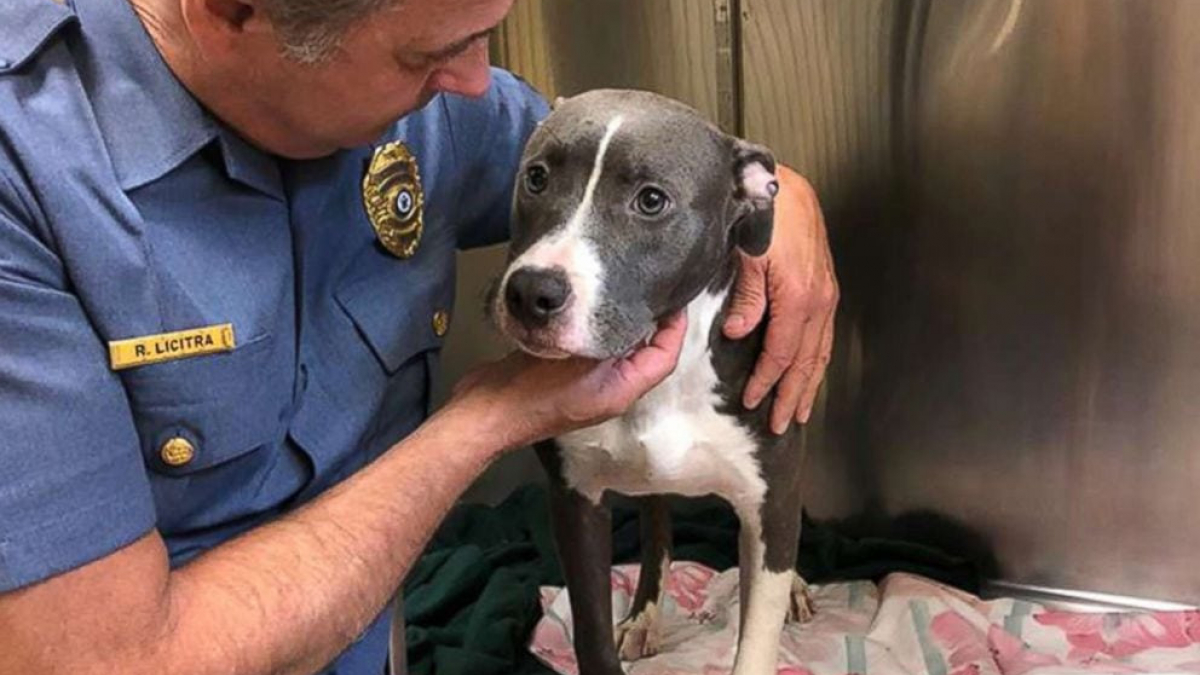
[495,264,585,359]
[504,266,572,328]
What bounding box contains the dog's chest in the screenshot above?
[557,291,766,508]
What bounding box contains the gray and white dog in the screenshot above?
[492,89,813,675]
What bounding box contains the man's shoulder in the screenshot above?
[0,0,107,224]
[0,0,89,164]
[0,0,77,77]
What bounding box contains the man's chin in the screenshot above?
[361,97,436,145]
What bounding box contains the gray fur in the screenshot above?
[495,90,810,675]
[498,89,776,358]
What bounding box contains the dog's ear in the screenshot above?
[730,139,779,257]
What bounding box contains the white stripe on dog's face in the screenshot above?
[500,115,625,357]
[567,114,626,240]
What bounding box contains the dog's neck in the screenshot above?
[706,251,742,296]
[663,253,743,371]
[658,245,743,328]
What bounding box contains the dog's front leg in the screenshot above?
[731,504,803,675]
[551,486,623,675]
[615,496,672,661]
[539,443,624,675]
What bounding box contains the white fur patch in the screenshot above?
[499,115,626,356]
[731,567,793,675]
[615,598,662,660]
[741,162,778,201]
[557,287,766,515]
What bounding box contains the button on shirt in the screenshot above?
[0,0,548,672]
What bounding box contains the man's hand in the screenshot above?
[724,166,838,434]
[452,311,688,449]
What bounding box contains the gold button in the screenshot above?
[160,437,195,467]
[432,310,450,337]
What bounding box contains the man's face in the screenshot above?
[215,0,513,157]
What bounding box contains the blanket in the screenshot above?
[402,486,979,674]
[531,564,1200,675]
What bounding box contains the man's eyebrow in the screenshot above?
[420,25,499,61]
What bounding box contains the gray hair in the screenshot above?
[260,0,398,64]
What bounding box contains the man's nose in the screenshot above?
[428,41,492,98]
[505,266,572,328]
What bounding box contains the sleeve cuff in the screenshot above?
[0,487,156,592]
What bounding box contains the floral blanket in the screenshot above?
[530,563,1200,675]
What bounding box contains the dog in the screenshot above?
[491,89,813,675]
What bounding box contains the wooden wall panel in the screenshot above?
[492,0,722,122]
[741,0,896,206]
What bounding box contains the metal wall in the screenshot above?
[451,0,1200,604]
[865,0,1200,605]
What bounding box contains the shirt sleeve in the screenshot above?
[0,170,156,592]
[444,68,550,250]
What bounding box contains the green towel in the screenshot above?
[403,485,979,675]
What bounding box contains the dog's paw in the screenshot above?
[788,573,816,623]
[614,605,662,661]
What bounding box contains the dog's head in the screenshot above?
[492,89,778,359]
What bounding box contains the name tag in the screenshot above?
[108,323,236,371]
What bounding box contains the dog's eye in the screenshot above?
[634,187,670,216]
[525,165,549,194]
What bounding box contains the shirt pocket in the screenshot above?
[333,241,457,376]
[284,233,457,477]
[119,332,285,477]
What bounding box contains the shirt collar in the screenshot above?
[73,0,282,198]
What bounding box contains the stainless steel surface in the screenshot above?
[984,581,1199,614]
[849,0,1200,604]
[389,597,407,674]
[451,0,1200,602]
[741,0,898,205]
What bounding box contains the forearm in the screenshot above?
[161,404,500,675]
[0,404,505,675]
[3,338,682,675]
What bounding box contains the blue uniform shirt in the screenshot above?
[0,0,547,671]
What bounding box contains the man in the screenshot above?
[0,0,838,673]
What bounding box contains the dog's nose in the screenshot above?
[505,267,572,327]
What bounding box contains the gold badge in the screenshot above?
[108,323,236,371]
[363,141,425,259]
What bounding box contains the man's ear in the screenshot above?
[183,0,274,57]
[730,139,778,257]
